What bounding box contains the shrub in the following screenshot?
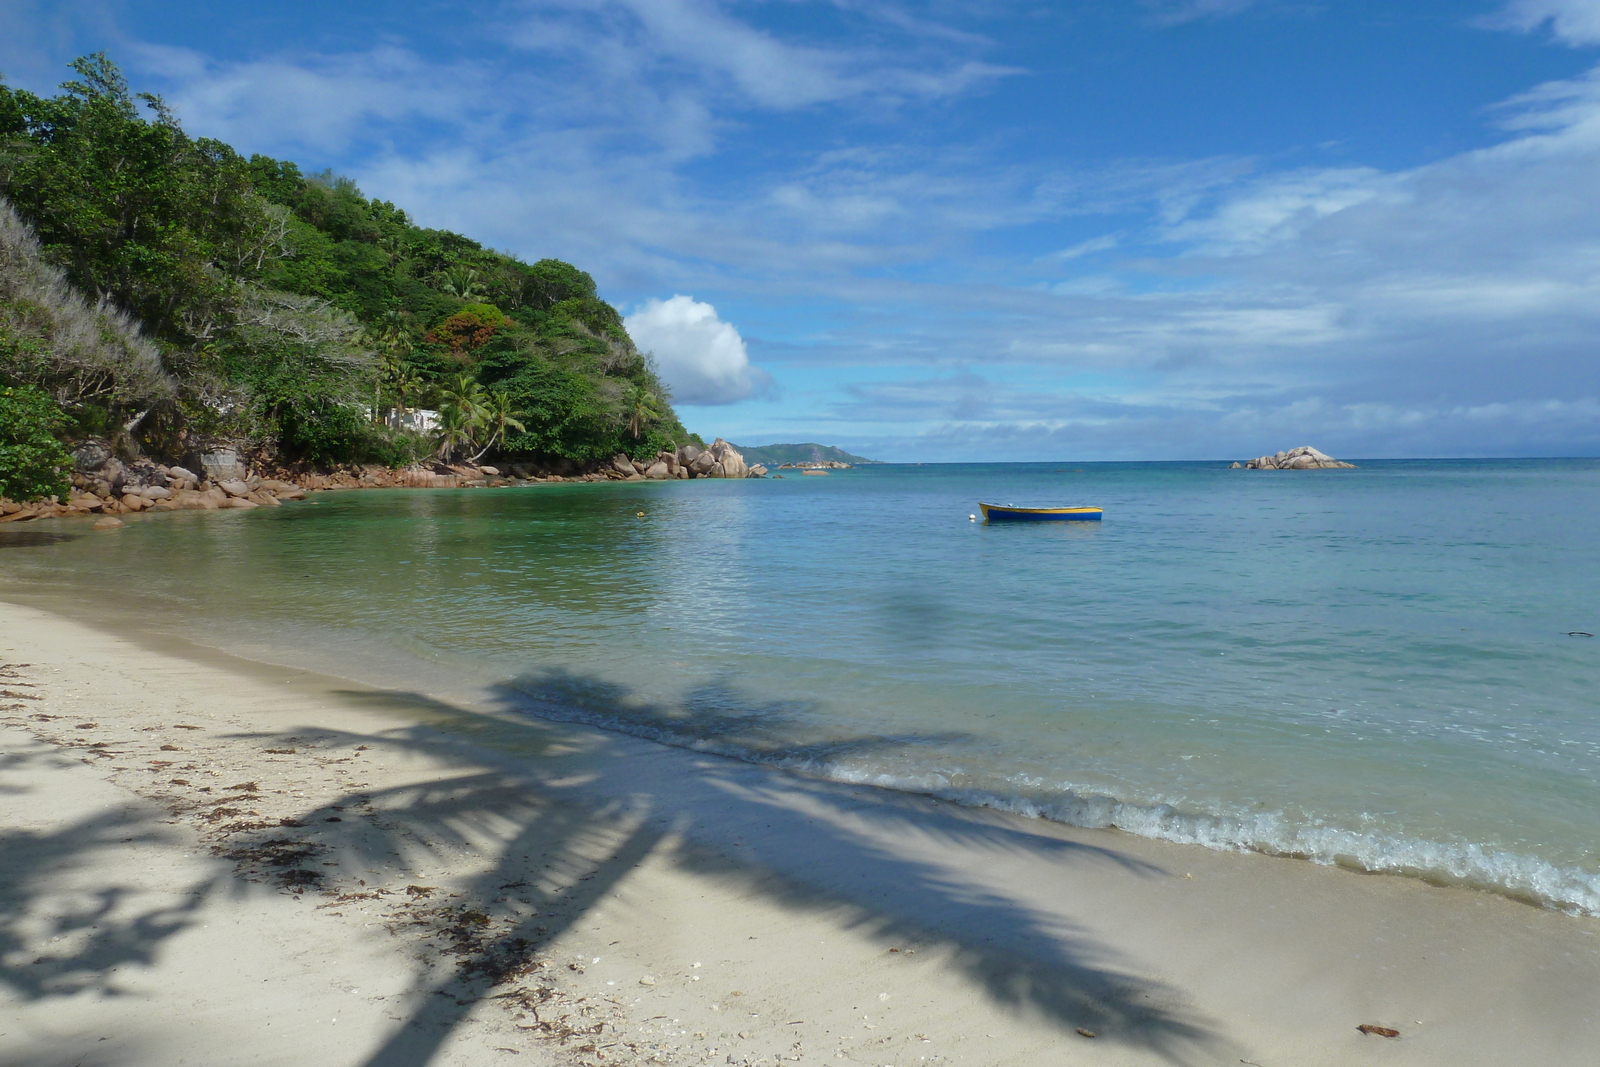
[425,305,507,358]
[0,382,72,501]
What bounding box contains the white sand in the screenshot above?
[3,597,1599,1067]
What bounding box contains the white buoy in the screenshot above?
[969,514,976,521]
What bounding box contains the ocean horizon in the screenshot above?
[4,457,1598,915]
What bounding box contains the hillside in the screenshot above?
[731,442,880,466]
[0,55,693,498]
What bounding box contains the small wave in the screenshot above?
[511,696,1600,918]
[847,774,1600,917]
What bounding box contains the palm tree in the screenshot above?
[469,390,526,464]
[438,266,485,302]
[370,310,416,423]
[376,308,415,353]
[623,385,662,440]
[443,374,489,421]
[377,234,406,270]
[435,375,489,461]
[433,404,473,463]
[385,361,422,428]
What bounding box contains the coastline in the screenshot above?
[0,435,769,526]
[4,598,1600,1066]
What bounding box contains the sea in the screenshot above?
[3,459,1598,914]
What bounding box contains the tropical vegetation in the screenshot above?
[0,54,693,498]
[0,383,73,501]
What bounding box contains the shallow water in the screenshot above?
[4,460,1598,912]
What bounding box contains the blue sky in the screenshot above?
[5,1,1600,460]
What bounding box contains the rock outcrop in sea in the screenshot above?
[1232,446,1357,470]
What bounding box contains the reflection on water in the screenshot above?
[3,460,1600,913]
[0,530,81,549]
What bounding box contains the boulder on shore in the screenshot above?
[196,446,248,483]
[704,438,752,478]
[1241,446,1357,470]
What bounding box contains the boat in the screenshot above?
[978,502,1102,522]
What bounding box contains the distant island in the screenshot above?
[730,442,881,467]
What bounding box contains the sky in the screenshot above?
[4,1,1600,460]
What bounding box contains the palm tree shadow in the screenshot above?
[500,666,980,766]
[0,744,221,1006]
[285,669,1236,1065]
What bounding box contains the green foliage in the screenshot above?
[435,374,488,462]
[457,302,508,328]
[0,55,694,472]
[425,305,508,359]
[0,55,285,348]
[0,383,72,501]
[474,390,526,461]
[1,198,172,408]
[623,384,664,439]
[215,289,376,463]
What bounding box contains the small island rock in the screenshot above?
[1241,446,1357,470]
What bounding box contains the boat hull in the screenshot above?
[979,503,1102,522]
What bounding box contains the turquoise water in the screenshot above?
[4,460,1599,912]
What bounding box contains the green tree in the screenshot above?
[2,56,696,473]
[438,265,485,302]
[389,362,421,418]
[435,374,488,461]
[0,54,282,348]
[0,383,73,501]
[469,389,526,463]
[433,404,472,464]
[623,384,663,440]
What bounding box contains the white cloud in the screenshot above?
[1156,166,1397,254]
[625,295,771,404]
[1485,0,1600,45]
[507,0,1018,113]
[1141,0,1267,28]
[130,44,483,154]
[1046,233,1121,260]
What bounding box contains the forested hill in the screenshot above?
[731,443,880,466]
[0,54,692,497]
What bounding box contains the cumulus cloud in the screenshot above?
[625,295,771,405]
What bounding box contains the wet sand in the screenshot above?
[3,597,1599,1067]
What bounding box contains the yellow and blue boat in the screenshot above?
[979,502,1103,522]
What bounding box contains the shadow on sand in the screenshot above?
[2,665,1237,1067]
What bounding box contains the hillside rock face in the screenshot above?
[1240,446,1357,470]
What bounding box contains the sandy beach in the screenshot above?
[3,596,1599,1067]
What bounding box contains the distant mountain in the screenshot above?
[731,442,882,466]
